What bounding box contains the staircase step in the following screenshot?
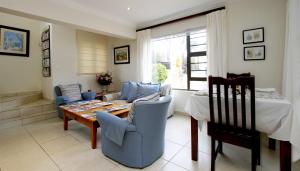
[0,98,58,130]
[0,91,42,112]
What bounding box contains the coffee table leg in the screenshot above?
[91,125,97,149]
[64,114,68,130]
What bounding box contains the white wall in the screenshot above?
[111,0,287,113]
[108,38,137,91]
[227,0,286,92]
[43,24,108,100]
[0,12,42,94]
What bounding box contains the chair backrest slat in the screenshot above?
[224,84,230,126]
[208,75,255,131]
[216,83,222,124]
[232,84,238,128]
[241,84,246,129]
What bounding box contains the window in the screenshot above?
[77,30,108,74]
[151,29,207,90]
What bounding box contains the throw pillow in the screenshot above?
[59,84,82,102]
[127,92,160,123]
[127,82,139,102]
[135,83,160,99]
[119,82,130,100]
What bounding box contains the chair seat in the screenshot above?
[207,122,259,149]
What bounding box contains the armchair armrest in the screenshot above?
[96,111,136,146]
[103,92,121,102]
[56,96,70,106]
[81,91,96,100]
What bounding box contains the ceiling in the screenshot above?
[50,0,225,29]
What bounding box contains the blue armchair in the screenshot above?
[55,84,96,118]
[96,96,172,168]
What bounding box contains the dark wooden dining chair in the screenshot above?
[207,75,260,171]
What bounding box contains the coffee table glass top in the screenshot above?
[60,100,131,121]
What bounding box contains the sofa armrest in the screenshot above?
[82,91,96,100]
[103,92,121,102]
[56,96,70,106]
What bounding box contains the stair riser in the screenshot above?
[0,93,42,112]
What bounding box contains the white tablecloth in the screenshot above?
[185,90,300,161]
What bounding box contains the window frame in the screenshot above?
[186,32,207,90]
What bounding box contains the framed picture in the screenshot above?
[244,45,265,61]
[42,49,50,58]
[42,67,50,77]
[114,45,130,64]
[42,58,50,67]
[41,30,49,41]
[42,40,50,50]
[243,27,264,44]
[0,25,30,57]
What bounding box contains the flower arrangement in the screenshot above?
[96,72,112,85]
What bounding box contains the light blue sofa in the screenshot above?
[96,96,172,168]
[55,84,96,118]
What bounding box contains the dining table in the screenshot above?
[185,88,293,171]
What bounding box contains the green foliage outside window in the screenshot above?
[153,63,168,84]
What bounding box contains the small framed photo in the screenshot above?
[42,40,49,50]
[42,67,51,77]
[42,58,50,67]
[244,45,265,61]
[0,25,30,57]
[41,30,49,41]
[243,27,264,44]
[114,45,130,64]
[42,49,50,58]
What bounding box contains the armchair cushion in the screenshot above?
[81,91,96,100]
[127,92,160,122]
[59,84,82,102]
[119,82,130,100]
[96,111,132,146]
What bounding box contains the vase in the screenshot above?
[101,85,109,93]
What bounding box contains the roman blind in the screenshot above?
[76,30,108,74]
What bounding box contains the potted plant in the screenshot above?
[96,72,112,93]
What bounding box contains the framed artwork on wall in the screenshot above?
[243,27,264,44]
[244,45,265,61]
[41,26,51,77]
[114,45,130,64]
[0,25,30,57]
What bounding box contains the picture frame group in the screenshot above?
[41,26,51,77]
[0,25,30,57]
[243,27,265,61]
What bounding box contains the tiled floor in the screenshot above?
[0,114,300,171]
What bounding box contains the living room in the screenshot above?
[0,0,300,170]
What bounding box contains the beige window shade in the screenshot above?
[77,30,108,74]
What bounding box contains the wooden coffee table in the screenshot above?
[61,101,130,149]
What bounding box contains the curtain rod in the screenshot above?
[136,6,225,32]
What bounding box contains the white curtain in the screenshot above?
[136,29,152,82]
[282,0,300,161]
[207,10,228,77]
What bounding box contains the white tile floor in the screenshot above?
[0,114,300,171]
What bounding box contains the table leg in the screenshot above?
[91,124,97,149]
[269,138,276,150]
[280,141,291,171]
[191,116,198,161]
[64,114,68,130]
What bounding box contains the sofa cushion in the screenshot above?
[127,82,139,102]
[119,82,130,100]
[160,84,171,96]
[59,84,82,102]
[135,83,160,99]
[127,92,160,122]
